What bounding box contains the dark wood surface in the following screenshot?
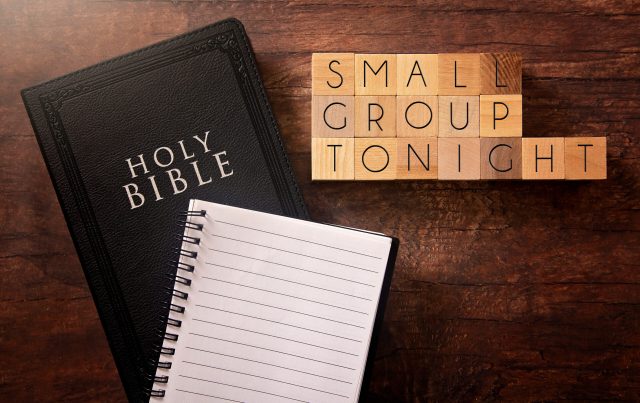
[1,1,639,401]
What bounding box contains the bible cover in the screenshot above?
[21,18,307,402]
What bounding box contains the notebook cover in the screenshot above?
[21,18,307,402]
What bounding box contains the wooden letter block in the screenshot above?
[396,54,438,95]
[312,96,354,138]
[312,53,354,96]
[565,137,607,180]
[522,138,565,180]
[355,138,397,180]
[480,95,522,137]
[311,138,354,180]
[480,53,522,94]
[396,96,438,137]
[480,138,522,179]
[437,138,480,180]
[355,54,397,95]
[438,96,479,137]
[438,53,481,95]
[397,138,438,180]
[355,96,396,137]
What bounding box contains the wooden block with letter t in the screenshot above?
[396,54,438,95]
[397,138,438,179]
[355,138,397,180]
[312,53,354,95]
[311,138,354,180]
[522,137,565,179]
[355,54,397,96]
[438,53,481,95]
[480,53,522,94]
[480,95,522,137]
[565,137,607,180]
[480,138,522,179]
[437,137,480,180]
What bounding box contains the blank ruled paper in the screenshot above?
[153,200,393,403]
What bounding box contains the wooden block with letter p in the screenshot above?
[480,53,522,94]
[480,95,522,137]
[438,53,481,95]
[522,137,565,180]
[311,138,354,180]
[565,137,607,180]
[312,53,354,95]
[480,138,522,179]
[355,54,397,96]
[397,138,438,180]
[437,137,480,180]
[355,138,397,180]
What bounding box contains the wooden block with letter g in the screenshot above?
[480,95,522,137]
[355,138,397,180]
[311,138,354,180]
[312,96,354,138]
[438,53,481,95]
[312,53,354,96]
[355,54,397,95]
[480,138,522,179]
[437,137,480,180]
[480,53,522,94]
[565,137,607,180]
[438,96,479,137]
[522,137,565,179]
[397,138,438,180]
[396,54,438,95]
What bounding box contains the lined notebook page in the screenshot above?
[154,200,393,403]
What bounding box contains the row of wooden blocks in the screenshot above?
[311,137,607,180]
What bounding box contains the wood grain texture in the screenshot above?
[1,0,639,401]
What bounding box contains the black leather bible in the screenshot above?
[21,19,307,402]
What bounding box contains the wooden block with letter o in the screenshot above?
[438,53,481,95]
[397,138,438,180]
[312,96,354,138]
[312,53,355,96]
[355,96,396,137]
[437,137,480,180]
[480,137,522,179]
[396,54,438,95]
[312,138,355,180]
[565,137,607,180]
[355,138,397,180]
[438,96,479,137]
[355,54,397,96]
[480,94,522,137]
[480,53,522,94]
[396,95,438,137]
[522,137,565,180]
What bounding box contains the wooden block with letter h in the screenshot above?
[311,52,606,181]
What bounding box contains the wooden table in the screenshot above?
[1,1,638,401]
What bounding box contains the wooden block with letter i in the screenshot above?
[355,138,397,180]
[565,137,607,180]
[438,53,481,95]
[312,53,354,95]
[437,137,480,180]
[312,138,354,180]
[522,137,565,180]
[480,53,522,94]
[312,96,354,138]
[355,54,397,95]
[480,95,522,137]
[480,138,522,179]
[396,54,438,95]
[397,138,438,179]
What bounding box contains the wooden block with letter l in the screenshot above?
[480,138,522,179]
[355,54,397,96]
[480,53,522,94]
[437,137,480,180]
[522,137,565,180]
[355,138,397,180]
[396,54,439,95]
[396,95,438,137]
[480,95,522,137]
[355,95,396,137]
[397,138,438,180]
[311,138,354,180]
[438,96,480,137]
[312,96,354,138]
[565,137,607,180]
[438,53,481,95]
[312,53,355,96]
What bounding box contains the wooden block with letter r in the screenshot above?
[311,138,354,180]
[522,137,565,180]
[355,96,396,137]
[480,53,522,94]
[355,138,397,180]
[565,137,607,180]
[355,54,397,95]
[312,53,354,95]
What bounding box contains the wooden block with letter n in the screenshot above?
[438,53,481,95]
[522,137,565,180]
[480,138,522,179]
[312,53,355,95]
[312,138,354,180]
[565,137,607,180]
[312,96,354,138]
[438,96,479,137]
[480,94,522,137]
[355,138,397,180]
[480,53,522,94]
[396,54,438,95]
[437,137,480,180]
[397,138,438,179]
[355,54,397,96]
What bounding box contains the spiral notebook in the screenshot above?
[151,200,398,402]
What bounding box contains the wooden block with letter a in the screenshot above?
[355,54,397,96]
[312,53,354,95]
[397,138,438,179]
[396,54,438,95]
[437,137,481,180]
[522,137,565,179]
[355,138,397,180]
[312,138,354,180]
[438,53,481,95]
[565,137,607,179]
[480,95,522,137]
[480,138,522,179]
[480,53,522,94]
